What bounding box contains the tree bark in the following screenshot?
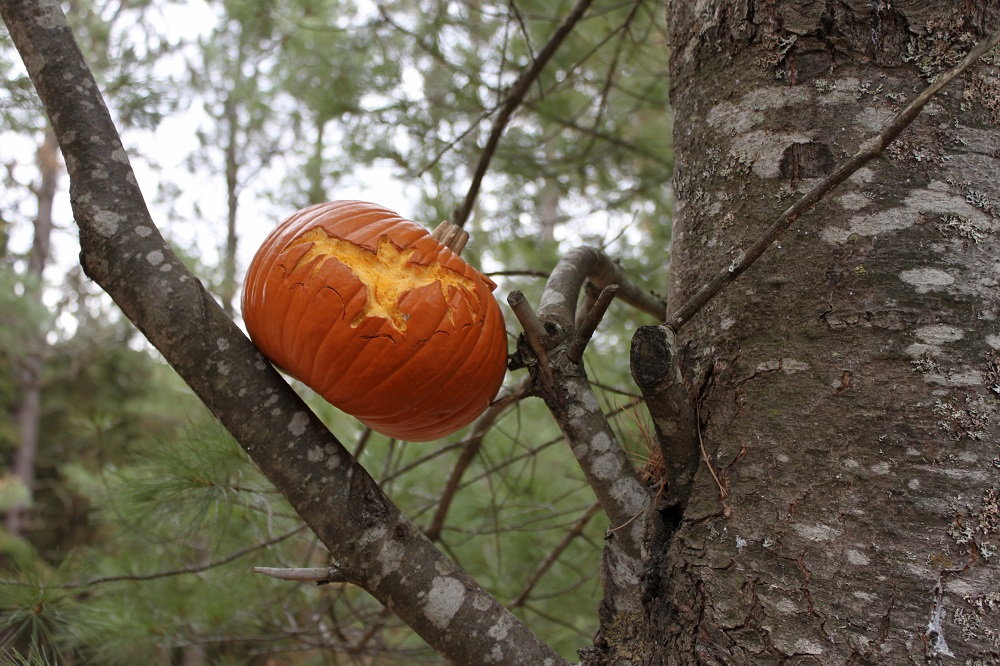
[641,2,1000,663]
[221,88,240,319]
[6,126,59,536]
[0,3,568,665]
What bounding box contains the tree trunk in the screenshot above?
[6,126,59,536]
[220,90,240,319]
[636,2,1000,663]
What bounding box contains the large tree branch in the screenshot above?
[0,3,568,664]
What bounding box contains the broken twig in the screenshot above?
[568,283,619,363]
[253,565,345,584]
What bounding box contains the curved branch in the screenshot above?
[537,246,666,327]
[507,246,664,621]
[0,3,568,665]
[510,247,661,559]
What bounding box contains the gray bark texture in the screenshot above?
[642,1,1000,664]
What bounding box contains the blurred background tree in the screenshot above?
[0,0,670,662]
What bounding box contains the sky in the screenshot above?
[4,0,420,323]
[4,0,663,341]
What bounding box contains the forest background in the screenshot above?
[1,0,672,663]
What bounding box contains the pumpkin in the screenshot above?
[242,200,508,441]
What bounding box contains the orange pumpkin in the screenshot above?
[242,200,508,441]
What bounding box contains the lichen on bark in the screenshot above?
[657,1,1000,663]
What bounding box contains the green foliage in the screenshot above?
[64,0,177,130]
[0,563,93,662]
[0,30,41,133]
[1,0,673,662]
[0,269,51,450]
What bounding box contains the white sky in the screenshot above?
[4,0,664,332]
[5,0,418,296]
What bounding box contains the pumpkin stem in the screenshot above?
[431,221,469,255]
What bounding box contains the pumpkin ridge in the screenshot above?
[336,324,466,418]
[243,200,508,440]
[297,286,351,386]
[293,285,350,386]
[311,323,388,398]
[378,323,505,437]
[343,298,489,421]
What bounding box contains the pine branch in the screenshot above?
[568,284,619,363]
[577,0,643,162]
[0,527,307,590]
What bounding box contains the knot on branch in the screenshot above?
[631,324,678,389]
[629,325,699,513]
[349,462,390,528]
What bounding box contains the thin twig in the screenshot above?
[507,290,556,389]
[508,501,601,609]
[423,442,484,542]
[665,26,1000,332]
[351,606,396,654]
[489,385,529,409]
[577,0,643,161]
[54,526,306,590]
[568,284,619,363]
[424,380,528,542]
[506,0,538,80]
[351,427,373,459]
[695,402,728,513]
[253,565,345,584]
[519,602,595,639]
[453,0,597,228]
[457,395,647,491]
[575,279,603,328]
[379,440,466,484]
